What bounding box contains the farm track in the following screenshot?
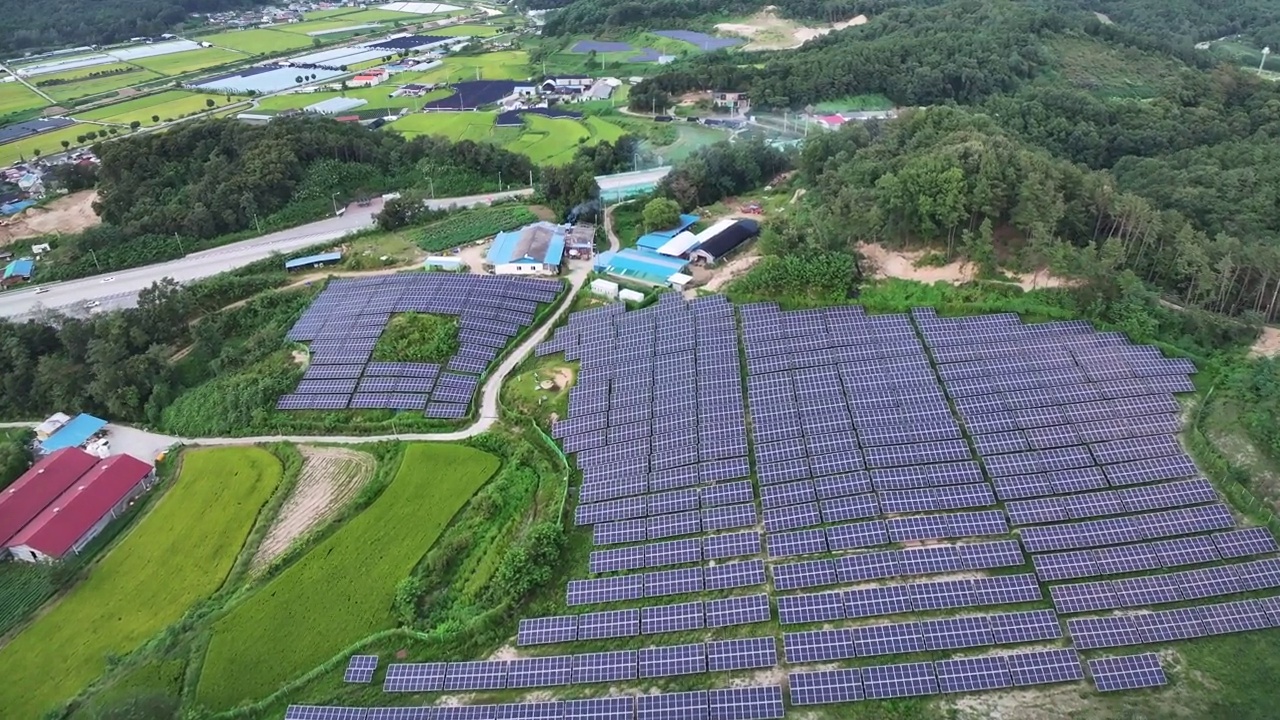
[250,446,376,572]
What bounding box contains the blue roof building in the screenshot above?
[285,252,342,271]
[40,414,107,453]
[2,258,34,286]
[487,222,566,276]
[636,214,699,251]
[594,248,689,285]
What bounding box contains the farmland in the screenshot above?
[200,28,317,54]
[196,443,499,710]
[0,562,53,637]
[506,113,593,165]
[399,50,530,83]
[409,205,539,251]
[255,86,450,114]
[76,90,247,127]
[0,123,91,166]
[275,19,391,36]
[433,24,508,37]
[44,70,164,102]
[131,47,247,76]
[0,447,284,720]
[389,111,627,164]
[0,80,48,116]
[390,110,499,141]
[318,8,426,23]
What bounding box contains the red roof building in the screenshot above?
[4,453,155,562]
[0,448,99,547]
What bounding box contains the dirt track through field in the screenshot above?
[250,446,376,572]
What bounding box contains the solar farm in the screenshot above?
[284,294,1280,718]
[278,274,562,416]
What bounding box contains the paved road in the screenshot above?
[0,189,533,319]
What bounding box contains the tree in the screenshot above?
[128,121,140,131]
[150,115,159,123]
[31,148,40,158]
[76,134,87,143]
[295,75,303,84]
[641,197,681,231]
[85,130,98,140]
[60,140,70,150]
[205,98,215,108]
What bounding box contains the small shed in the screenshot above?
[668,272,693,290]
[618,288,645,303]
[423,256,464,271]
[590,278,619,298]
[35,412,71,441]
[285,252,342,271]
[655,231,700,258]
[2,257,34,286]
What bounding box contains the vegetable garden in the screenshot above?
[409,204,538,252]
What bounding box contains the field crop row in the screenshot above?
[0,447,284,719]
[410,204,539,252]
[197,443,499,709]
[76,90,246,127]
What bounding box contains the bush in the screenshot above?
[372,313,460,364]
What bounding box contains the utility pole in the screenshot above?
[89,249,101,271]
[173,232,185,255]
[429,177,435,198]
[528,169,533,187]
[498,171,503,191]
[331,191,340,216]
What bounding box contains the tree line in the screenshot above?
[0,0,267,56]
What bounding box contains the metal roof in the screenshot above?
[487,222,566,266]
[0,448,99,547]
[285,252,343,270]
[7,454,152,557]
[40,413,107,453]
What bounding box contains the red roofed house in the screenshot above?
[3,451,155,562]
[0,448,100,551]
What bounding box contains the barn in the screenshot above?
[689,219,760,265]
[1,449,155,562]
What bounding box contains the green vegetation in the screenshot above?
[255,86,451,114]
[0,562,54,637]
[197,443,500,710]
[31,61,139,85]
[199,28,316,54]
[505,114,593,165]
[0,122,90,165]
[130,47,247,75]
[77,90,245,126]
[390,111,501,142]
[812,93,894,112]
[389,112,628,165]
[0,79,48,116]
[0,447,283,719]
[372,312,461,363]
[1045,35,1187,98]
[408,204,538,252]
[401,50,530,83]
[44,69,165,102]
[642,196,681,231]
[432,24,507,37]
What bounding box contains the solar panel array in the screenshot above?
[781,608,1061,661]
[343,654,378,684]
[279,274,560,413]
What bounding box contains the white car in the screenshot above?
[34,287,48,294]
[85,300,101,308]
[101,277,115,283]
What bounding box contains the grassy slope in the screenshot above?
[0,448,283,719]
[196,443,500,710]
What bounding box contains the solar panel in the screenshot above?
[638,643,706,678]
[444,660,507,691]
[343,654,378,684]
[704,593,772,628]
[778,591,846,625]
[285,706,369,720]
[782,629,855,663]
[1196,598,1271,635]
[707,686,785,720]
[852,621,926,656]
[789,668,863,705]
[1088,653,1167,692]
[517,616,576,646]
[861,662,939,700]
[703,531,761,560]
[563,697,633,720]
[572,650,637,684]
[704,558,767,591]
[382,662,446,693]
[1132,606,1205,642]
[636,691,707,720]
[646,566,704,597]
[1005,648,1085,686]
[1066,615,1144,649]
[577,608,640,640]
[921,614,994,650]
[706,637,778,672]
[934,655,1013,694]
[506,655,572,689]
[1212,527,1280,559]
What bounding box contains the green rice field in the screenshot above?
[431,24,507,37]
[200,28,316,54]
[0,447,284,720]
[391,110,500,142]
[398,50,529,83]
[0,80,49,116]
[131,47,247,76]
[44,70,164,102]
[76,90,246,127]
[274,19,389,35]
[390,111,627,164]
[316,8,425,23]
[29,61,137,84]
[0,123,92,166]
[196,444,499,710]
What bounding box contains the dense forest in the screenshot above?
[0,0,269,56]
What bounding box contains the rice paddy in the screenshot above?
[131,47,248,76]
[76,90,247,127]
[198,28,317,54]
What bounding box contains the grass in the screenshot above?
[77,90,246,126]
[388,111,625,164]
[431,24,508,37]
[1047,35,1186,99]
[0,123,92,166]
[372,312,461,363]
[196,443,500,710]
[310,8,424,23]
[408,205,538,252]
[44,70,165,102]
[402,50,530,83]
[0,562,54,637]
[130,47,247,76]
[0,80,48,115]
[0,447,283,720]
[813,93,894,112]
[198,28,316,55]
[28,61,138,84]
[502,355,576,421]
[505,113,591,165]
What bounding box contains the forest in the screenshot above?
[0,0,269,55]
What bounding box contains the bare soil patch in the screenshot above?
[1249,326,1280,357]
[250,446,376,572]
[0,190,100,245]
[691,249,762,293]
[716,10,868,51]
[858,242,1072,291]
[456,242,488,272]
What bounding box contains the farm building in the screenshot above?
[655,230,700,258]
[689,218,760,265]
[34,412,71,441]
[596,166,672,202]
[486,222,566,275]
[594,248,689,285]
[636,214,699,251]
[305,97,369,115]
[349,73,386,88]
[2,257,34,286]
[2,450,155,562]
[39,413,107,454]
[285,252,343,271]
[541,75,592,93]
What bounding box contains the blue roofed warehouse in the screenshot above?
[594,248,689,285]
[2,257,34,287]
[635,214,699,251]
[487,222,566,275]
[285,252,343,271]
[39,413,107,454]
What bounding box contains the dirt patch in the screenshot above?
[0,190,101,245]
[858,242,1072,292]
[692,249,762,293]
[291,350,308,365]
[551,367,575,389]
[528,204,556,222]
[488,644,521,661]
[1249,326,1280,357]
[456,242,488,273]
[42,105,68,116]
[250,446,376,572]
[716,10,868,51]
